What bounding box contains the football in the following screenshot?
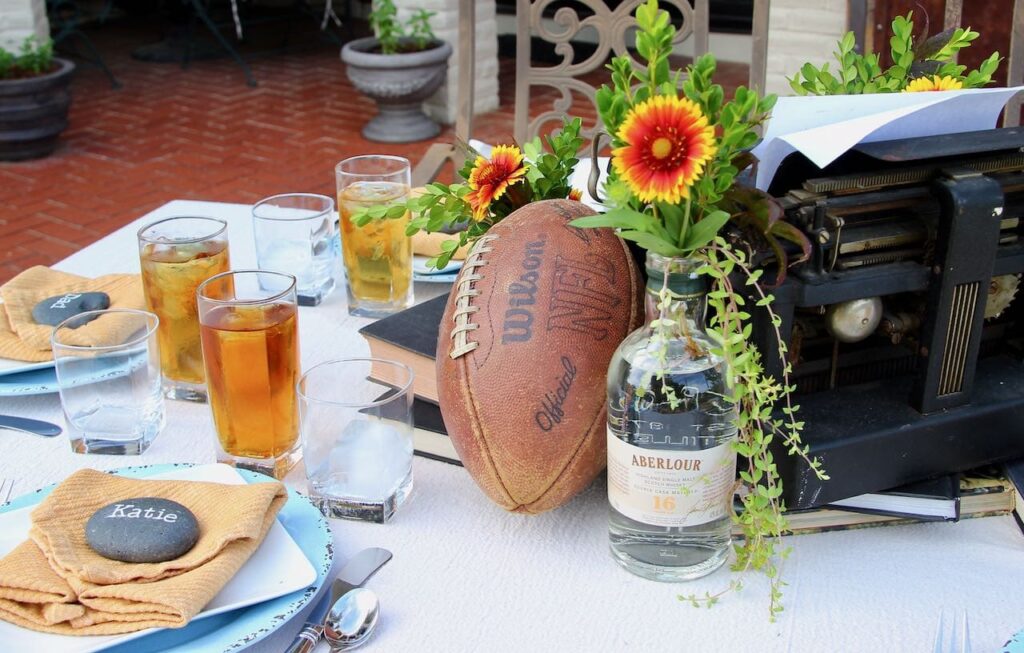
[436,199,644,513]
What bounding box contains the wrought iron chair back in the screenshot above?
[513,0,709,150]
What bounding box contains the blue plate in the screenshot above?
[1004,628,1024,652]
[0,354,145,397]
[0,366,59,396]
[0,463,333,653]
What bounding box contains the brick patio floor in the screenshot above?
[0,16,747,283]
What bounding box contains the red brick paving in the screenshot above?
[0,18,747,282]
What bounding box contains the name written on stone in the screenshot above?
[85,497,200,563]
[32,291,111,327]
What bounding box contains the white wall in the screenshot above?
[0,0,49,52]
[395,0,501,124]
[764,0,848,95]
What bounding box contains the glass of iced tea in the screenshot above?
[197,270,301,479]
[335,155,414,317]
[138,216,230,402]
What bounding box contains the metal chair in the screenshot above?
[412,0,772,185]
[513,0,708,149]
[48,0,122,88]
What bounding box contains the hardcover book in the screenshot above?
[412,398,460,466]
[359,294,447,404]
[828,475,960,521]
[754,472,1015,537]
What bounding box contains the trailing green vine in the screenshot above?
[569,0,828,617]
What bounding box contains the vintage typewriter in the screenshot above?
[755,127,1024,510]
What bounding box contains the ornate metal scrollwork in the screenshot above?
[514,0,709,148]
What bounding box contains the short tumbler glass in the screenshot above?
[138,216,231,402]
[297,358,414,523]
[198,270,302,480]
[335,156,414,318]
[252,193,338,306]
[52,309,165,455]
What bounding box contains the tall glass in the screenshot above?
[52,309,165,455]
[197,270,301,479]
[252,193,339,307]
[138,216,230,402]
[297,358,414,523]
[335,155,414,317]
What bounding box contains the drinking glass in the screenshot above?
[297,358,414,522]
[335,155,414,317]
[52,309,165,455]
[138,216,230,402]
[252,193,339,307]
[197,270,301,479]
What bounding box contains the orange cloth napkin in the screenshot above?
[0,469,287,635]
[0,267,145,362]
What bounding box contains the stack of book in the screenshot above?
[360,295,456,464]
[360,295,1023,535]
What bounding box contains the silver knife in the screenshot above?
[0,415,61,437]
[285,547,393,653]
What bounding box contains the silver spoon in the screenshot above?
[0,415,61,437]
[324,587,380,651]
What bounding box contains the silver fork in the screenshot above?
[0,479,15,507]
[933,608,971,653]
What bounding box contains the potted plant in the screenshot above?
[0,37,75,161]
[341,0,452,143]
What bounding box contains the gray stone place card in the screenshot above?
[85,497,200,563]
[32,292,110,327]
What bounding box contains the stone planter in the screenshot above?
[0,58,75,161]
[341,38,452,143]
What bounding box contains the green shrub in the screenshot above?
[369,0,437,55]
[0,36,55,80]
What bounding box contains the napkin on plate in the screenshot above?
[411,231,469,261]
[0,469,287,635]
[0,266,146,362]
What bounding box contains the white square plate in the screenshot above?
[0,464,317,653]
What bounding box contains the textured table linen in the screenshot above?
[1,201,1022,652]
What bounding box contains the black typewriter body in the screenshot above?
[757,128,1024,510]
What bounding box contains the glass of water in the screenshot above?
[51,309,165,455]
[297,358,414,523]
[252,193,338,306]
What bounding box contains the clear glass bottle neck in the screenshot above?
[643,285,707,332]
[643,254,707,334]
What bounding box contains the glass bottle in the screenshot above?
[607,252,738,581]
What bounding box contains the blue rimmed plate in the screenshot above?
[1004,627,1024,652]
[0,463,333,652]
[0,366,59,396]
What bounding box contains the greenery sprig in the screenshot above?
[0,36,54,80]
[369,0,437,55]
[572,1,804,276]
[566,0,826,617]
[684,240,828,618]
[351,118,584,269]
[788,12,1001,95]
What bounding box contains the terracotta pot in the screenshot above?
[341,38,452,143]
[0,58,75,161]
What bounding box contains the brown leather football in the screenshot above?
[436,199,643,513]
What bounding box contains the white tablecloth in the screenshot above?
[1,200,1023,653]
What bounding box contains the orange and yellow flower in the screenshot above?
[568,188,583,202]
[904,75,964,92]
[611,95,717,205]
[466,145,528,221]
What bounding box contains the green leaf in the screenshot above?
[570,208,667,239]
[617,230,684,256]
[682,210,729,250]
